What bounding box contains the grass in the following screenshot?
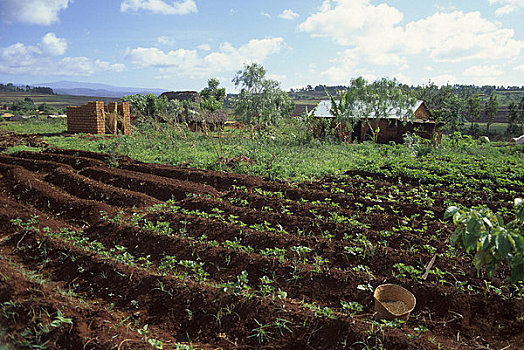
[0,117,67,134]
[2,117,523,183]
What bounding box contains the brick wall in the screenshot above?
[66,101,130,135]
[66,101,105,134]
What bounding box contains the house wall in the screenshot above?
[359,119,440,143]
[66,101,131,135]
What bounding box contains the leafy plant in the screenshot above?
[445,198,524,282]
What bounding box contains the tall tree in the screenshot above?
[200,78,226,112]
[232,63,294,129]
[518,94,524,132]
[327,77,416,143]
[507,101,520,135]
[466,91,482,127]
[484,92,499,135]
[413,83,465,131]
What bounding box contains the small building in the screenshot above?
[313,100,443,143]
[160,91,201,104]
[66,101,131,135]
[160,90,226,131]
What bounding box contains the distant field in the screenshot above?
[0,92,119,108]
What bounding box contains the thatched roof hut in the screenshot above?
[160,91,201,104]
[160,90,226,130]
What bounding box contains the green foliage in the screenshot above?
[484,92,499,134]
[466,91,482,124]
[11,98,36,114]
[200,78,225,112]
[507,102,522,136]
[37,103,61,115]
[414,83,466,131]
[0,116,66,135]
[122,93,183,121]
[445,198,524,283]
[231,63,294,127]
[327,77,417,143]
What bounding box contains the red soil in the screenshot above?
[0,131,522,349]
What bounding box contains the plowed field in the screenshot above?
[0,139,523,348]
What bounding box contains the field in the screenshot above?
[0,92,119,109]
[0,128,523,349]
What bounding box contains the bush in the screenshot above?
[445,198,524,283]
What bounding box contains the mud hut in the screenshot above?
[160,91,226,131]
[313,100,443,143]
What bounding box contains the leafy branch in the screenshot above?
[445,198,524,283]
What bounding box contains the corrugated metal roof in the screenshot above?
[314,99,425,120]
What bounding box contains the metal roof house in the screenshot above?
[312,100,442,143]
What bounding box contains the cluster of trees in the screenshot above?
[413,83,524,135]
[124,63,294,134]
[3,97,63,115]
[507,99,524,135]
[125,63,524,140]
[0,83,54,94]
[123,78,227,124]
[326,77,417,143]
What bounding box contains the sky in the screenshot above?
[1,0,524,92]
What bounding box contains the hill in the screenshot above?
[39,81,168,98]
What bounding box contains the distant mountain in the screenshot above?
[38,80,168,98]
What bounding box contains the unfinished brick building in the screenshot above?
[66,101,131,135]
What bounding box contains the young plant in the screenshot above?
[445,198,524,282]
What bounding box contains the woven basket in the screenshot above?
[374,284,416,321]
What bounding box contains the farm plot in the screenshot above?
[0,148,523,349]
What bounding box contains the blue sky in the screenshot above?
[1,0,524,92]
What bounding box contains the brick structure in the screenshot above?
[67,101,131,135]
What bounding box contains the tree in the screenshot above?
[466,91,482,126]
[507,101,520,135]
[518,94,524,133]
[328,77,416,143]
[122,93,183,121]
[231,63,294,129]
[484,92,499,135]
[200,78,225,112]
[11,97,36,114]
[38,102,59,115]
[414,83,466,131]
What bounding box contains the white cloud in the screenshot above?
[268,73,287,82]
[40,33,67,56]
[0,34,124,76]
[0,0,71,25]
[299,0,404,46]
[463,64,503,77]
[429,74,457,86]
[462,64,504,85]
[120,0,197,15]
[125,38,285,79]
[402,11,524,63]
[157,36,175,46]
[299,1,524,79]
[279,9,299,20]
[260,11,271,18]
[489,0,524,15]
[392,72,413,85]
[56,58,125,76]
[516,65,524,73]
[197,44,211,51]
[125,47,201,68]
